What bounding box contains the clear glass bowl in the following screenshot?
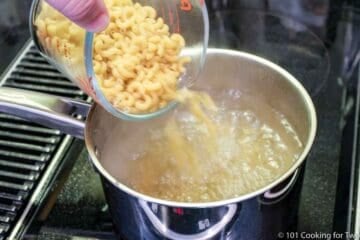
[30,0,209,121]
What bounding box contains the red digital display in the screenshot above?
[173,208,184,215]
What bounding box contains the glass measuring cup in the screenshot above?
[29,0,209,121]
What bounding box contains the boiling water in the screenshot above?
[101,89,304,202]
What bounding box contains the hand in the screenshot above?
[46,0,109,32]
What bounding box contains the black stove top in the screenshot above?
[0,0,359,239]
[0,0,33,75]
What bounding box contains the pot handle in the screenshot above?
[257,169,300,205]
[139,200,237,240]
[0,87,90,139]
[263,169,299,200]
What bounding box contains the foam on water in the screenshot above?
[102,89,304,202]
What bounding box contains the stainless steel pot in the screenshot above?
[0,49,317,240]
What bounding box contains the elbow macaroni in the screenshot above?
[35,0,191,114]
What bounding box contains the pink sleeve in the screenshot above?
[46,0,109,32]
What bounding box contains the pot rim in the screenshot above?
[85,48,318,208]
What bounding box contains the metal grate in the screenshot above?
[3,47,86,100]
[0,42,88,240]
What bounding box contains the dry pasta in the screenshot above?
[35,0,191,114]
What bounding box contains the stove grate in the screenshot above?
[0,43,89,240]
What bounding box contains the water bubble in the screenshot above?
[228,89,242,99]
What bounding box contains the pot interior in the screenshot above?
[85,48,316,206]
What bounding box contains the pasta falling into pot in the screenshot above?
[34,0,307,202]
